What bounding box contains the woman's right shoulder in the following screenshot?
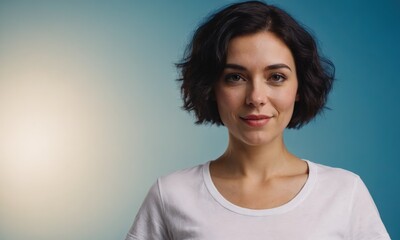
[155,161,208,194]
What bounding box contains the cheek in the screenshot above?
[215,89,244,121]
[273,87,298,112]
[216,88,242,109]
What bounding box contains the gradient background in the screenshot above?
[0,0,399,239]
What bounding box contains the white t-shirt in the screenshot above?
[126,160,390,240]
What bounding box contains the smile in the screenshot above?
[240,114,272,127]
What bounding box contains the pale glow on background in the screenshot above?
[0,1,399,239]
[0,10,134,238]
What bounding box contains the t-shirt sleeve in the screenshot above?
[347,176,391,240]
[125,179,170,240]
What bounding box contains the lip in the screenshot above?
[240,114,272,127]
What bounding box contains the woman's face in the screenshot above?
[214,31,298,146]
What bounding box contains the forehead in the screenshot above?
[226,31,295,70]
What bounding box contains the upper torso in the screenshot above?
[126,160,390,240]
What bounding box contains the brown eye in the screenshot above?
[224,74,244,83]
[269,73,286,83]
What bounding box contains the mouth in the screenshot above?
[240,114,272,127]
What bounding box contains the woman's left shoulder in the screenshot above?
[306,160,361,184]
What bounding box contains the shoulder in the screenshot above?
[156,162,206,196]
[309,160,360,181]
[152,162,209,213]
[158,163,205,185]
[307,160,361,192]
[306,161,390,239]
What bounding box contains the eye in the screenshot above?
[268,73,287,84]
[224,73,245,83]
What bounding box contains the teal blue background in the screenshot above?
[0,1,398,239]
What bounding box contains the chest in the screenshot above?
[212,174,308,209]
[164,191,350,240]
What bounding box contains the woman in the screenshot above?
[126,1,390,239]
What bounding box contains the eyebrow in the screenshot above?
[224,63,292,72]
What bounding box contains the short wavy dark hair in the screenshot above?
[177,1,335,129]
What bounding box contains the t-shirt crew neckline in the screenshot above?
[202,159,317,217]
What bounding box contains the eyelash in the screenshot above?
[223,73,287,84]
[268,73,287,84]
[224,74,245,83]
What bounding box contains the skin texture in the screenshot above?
[211,31,308,209]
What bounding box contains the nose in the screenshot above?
[245,81,268,107]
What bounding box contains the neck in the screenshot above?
[218,133,295,180]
